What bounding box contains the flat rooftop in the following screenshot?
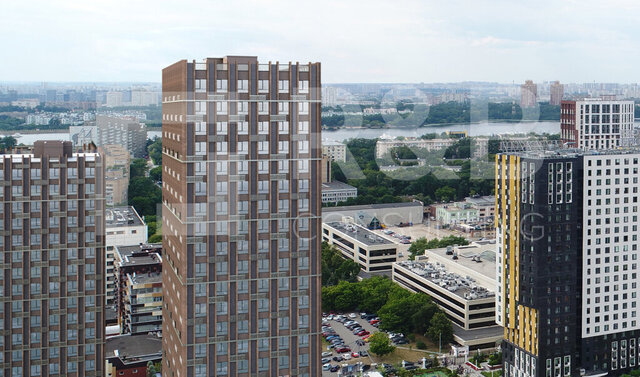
[453,323,503,342]
[395,260,495,300]
[106,334,162,360]
[425,241,497,281]
[323,201,422,213]
[105,206,144,228]
[503,148,640,160]
[120,252,161,267]
[117,243,162,257]
[129,272,162,285]
[465,196,495,206]
[322,181,357,191]
[325,221,394,246]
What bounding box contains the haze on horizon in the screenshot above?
[2,0,640,84]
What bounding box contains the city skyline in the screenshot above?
[3,1,640,83]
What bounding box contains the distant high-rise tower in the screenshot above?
[521,80,538,108]
[161,56,322,377]
[549,81,564,106]
[561,98,634,149]
[0,140,105,376]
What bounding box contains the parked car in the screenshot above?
[348,313,357,319]
[321,351,332,357]
[336,347,351,353]
[343,354,352,361]
[330,365,340,372]
[333,356,344,362]
[323,363,331,371]
[351,352,360,358]
[360,350,369,357]
[321,358,331,364]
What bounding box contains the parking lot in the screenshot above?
[321,314,380,376]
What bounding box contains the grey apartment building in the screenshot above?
[95,115,147,158]
[161,56,322,377]
[0,141,105,377]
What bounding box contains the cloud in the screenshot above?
[0,0,639,83]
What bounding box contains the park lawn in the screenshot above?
[411,334,441,353]
[370,346,438,366]
[321,337,330,351]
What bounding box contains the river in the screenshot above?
[10,121,639,145]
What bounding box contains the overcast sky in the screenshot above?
[2,0,640,83]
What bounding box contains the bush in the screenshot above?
[369,332,395,356]
[488,352,502,366]
[408,333,416,342]
[416,341,426,350]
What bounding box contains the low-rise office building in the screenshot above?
[322,201,424,228]
[435,202,479,225]
[322,181,358,204]
[392,241,502,349]
[322,220,398,272]
[464,195,495,223]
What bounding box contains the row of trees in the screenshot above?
[128,139,162,219]
[408,236,469,260]
[321,101,562,129]
[321,276,453,344]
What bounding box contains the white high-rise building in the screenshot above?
[561,98,634,150]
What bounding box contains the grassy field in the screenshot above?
[411,334,442,352]
[321,337,330,351]
[370,346,440,366]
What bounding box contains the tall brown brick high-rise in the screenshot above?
[161,56,322,377]
[0,140,105,376]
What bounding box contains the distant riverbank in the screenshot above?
[322,121,562,141]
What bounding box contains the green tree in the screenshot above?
[321,242,360,286]
[333,281,360,312]
[147,361,161,377]
[358,276,396,313]
[147,137,162,165]
[130,158,149,178]
[434,186,456,202]
[149,166,162,182]
[128,176,161,217]
[369,332,395,357]
[0,136,17,152]
[488,352,502,366]
[148,234,162,243]
[427,312,453,345]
